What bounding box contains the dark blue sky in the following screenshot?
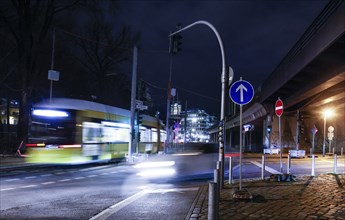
[114,0,329,116]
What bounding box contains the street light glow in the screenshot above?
[323,109,334,118]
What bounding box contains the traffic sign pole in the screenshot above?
[239,105,243,190]
[275,98,283,173]
[229,78,254,191]
[279,115,282,173]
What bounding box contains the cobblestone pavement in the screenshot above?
[191,174,345,220]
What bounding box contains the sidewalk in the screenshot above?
[190,174,345,220]
[0,154,26,167]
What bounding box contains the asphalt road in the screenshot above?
[1,153,344,219]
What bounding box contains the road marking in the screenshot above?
[0,187,15,191]
[149,187,199,194]
[89,186,200,220]
[89,190,148,220]
[41,174,53,177]
[41,181,55,185]
[251,161,281,174]
[74,177,85,180]
[24,176,37,179]
[5,178,20,182]
[54,172,65,175]
[320,159,345,167]
[20,185,37,189]
[58,179,71,182]
[87,175,98,178]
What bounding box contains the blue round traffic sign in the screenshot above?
[229,79,254,105]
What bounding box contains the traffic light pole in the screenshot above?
[129,46,138,163]
[169,20,228,188]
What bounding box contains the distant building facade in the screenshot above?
[0,98,19,125]
[171,108,217,143]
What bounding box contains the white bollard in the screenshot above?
[261,155,265,180]
[334,154,337,174]
[228,157,233,184]
[311,155,315,176]
[287,154,291,174]
[216,161,222,189]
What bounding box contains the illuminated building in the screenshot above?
[177,109,217,143]
[0,98,19,125]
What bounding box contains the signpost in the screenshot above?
[275,99,283,117]
[229,78,254,190]
[311,125,318,155]
[328,126,334,154]
[275,98,283,173]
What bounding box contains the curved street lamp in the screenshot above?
[169,21,229,187]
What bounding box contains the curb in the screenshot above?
[185,184,207,220]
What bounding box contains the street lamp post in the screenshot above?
[169,20,228,188]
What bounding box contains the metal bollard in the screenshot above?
[287,154,291,174]
[311,155,315,176]
[261,155,265,180]
[208,182,218,220]
[334,154,337,174]
[229,157,233,184]
[216,161,222,189]
[214,168,220,199]
[341,147,343,156]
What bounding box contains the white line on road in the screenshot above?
[149,187,199,194]
[41,181,55,185]
[20,185,37,189]
[87,175,98,178]
[0,187,15,191]
[320,159,345,167]
[251,161,281,174]
[89,190,148,220]
[74,177,85,180]
[24,176,37,179]
[5,178,20,182]
[40,174,53,177]
[58,179,71,182]
[89,186,198,220]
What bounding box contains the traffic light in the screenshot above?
[298,113,304,134]
[218,120,224,143]
[267,125,272,134]
[169,33,182,55]
[138,131,141,142]
[138,114,143,125]
[131,129,135,140]
[300,123,305,134]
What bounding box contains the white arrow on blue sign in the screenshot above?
[229,79,254,105]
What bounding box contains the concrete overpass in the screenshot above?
[216,0,345,154]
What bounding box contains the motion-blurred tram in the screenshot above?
[25,98,166,164]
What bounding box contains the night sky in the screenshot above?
[113,0,329,117]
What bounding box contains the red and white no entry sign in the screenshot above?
[275,98,283,117]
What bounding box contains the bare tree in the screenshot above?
[0,0,137,147]
[71,22,139,107]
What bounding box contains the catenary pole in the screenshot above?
[129,46,138,163]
